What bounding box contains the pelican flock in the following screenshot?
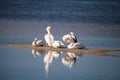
[32,26,84,49]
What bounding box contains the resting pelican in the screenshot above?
[63,32,77,44]
[52,40,64,48]
[32,38,44,47]
[45,26,64,48]
[45,26,54,46]
[63,34,74,44]
[70,32,77,43]
[67,42,85,49]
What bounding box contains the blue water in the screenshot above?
[0,0,120,24]
[0,45,120,80]
[0,34,120,80]
[0,0,120,80]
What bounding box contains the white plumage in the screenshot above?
[70,32,77,43]
[45,34,54,46]
[45,26,64,48]
[32,38,43,47]
[52,40,64,48]
[63,34,74,44]
[63,32,85,49]
[45,26,54,46]
[67,42,84,49]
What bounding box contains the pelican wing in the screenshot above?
[45,34,54,46]
[36,40,43,46]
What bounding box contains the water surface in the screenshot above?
[0,0,120,80]
[0,45,120,80]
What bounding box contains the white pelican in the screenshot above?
[67,42,84,49]
[45,26,64,48]
[52,40,64,48]
[32,38,44,47]
[44,26,54,46]
[63,34,74,44]
[63,32,77,44]
[70,32,77,43]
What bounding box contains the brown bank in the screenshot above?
[1,44,120,58]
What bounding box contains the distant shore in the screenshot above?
[0,20,120,37]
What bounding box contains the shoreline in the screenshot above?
[1,44,120,57]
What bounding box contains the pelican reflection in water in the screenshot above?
[31,48,119,75]
[32,49,44,58]
[62,52,83,69]
[44,50,62,74]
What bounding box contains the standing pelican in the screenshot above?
[70,32,77,43]
[45,26,64,48]
[32,38,43,47]
[44,26,54,46]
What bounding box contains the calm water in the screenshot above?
[0,35,120,80]
[0,45,120,80]
[0,0,120,80]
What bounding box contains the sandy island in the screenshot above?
[1,44,120,57]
